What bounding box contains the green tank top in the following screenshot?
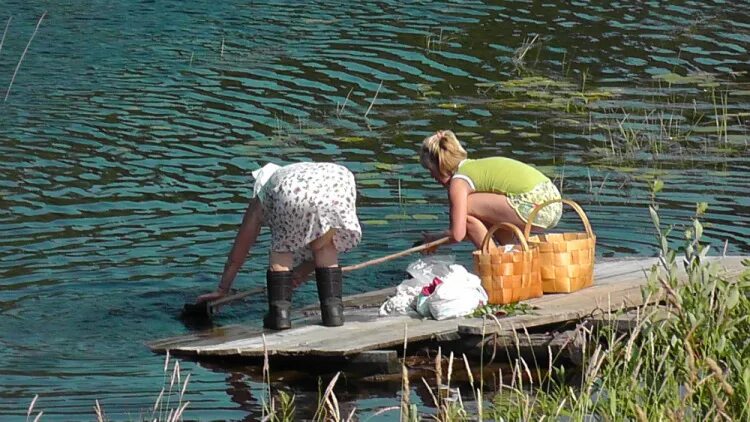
[452,157,549,195]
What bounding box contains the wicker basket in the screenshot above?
[523,199,596,293]
[473,222,542,305]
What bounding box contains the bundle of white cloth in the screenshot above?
[379,255,488,320]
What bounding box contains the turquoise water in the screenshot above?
[1,1,748,419]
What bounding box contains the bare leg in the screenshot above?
[269,251,294,272]
[465,214,489,249]
[467,193,527,245]
[310,229,338,268]
[310,229,343,326]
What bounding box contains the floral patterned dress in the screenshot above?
[258,162,362,263]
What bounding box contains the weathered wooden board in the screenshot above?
[147,256,746,358]
[458,255,745,335]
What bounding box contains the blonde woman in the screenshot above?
[419,130,562,249]
[197,162,362,329]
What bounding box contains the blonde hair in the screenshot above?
[419,130,467,178]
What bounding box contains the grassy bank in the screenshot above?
[483,205,749,421]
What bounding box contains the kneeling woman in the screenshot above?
[419,130,562,248]
[198,162,362,329]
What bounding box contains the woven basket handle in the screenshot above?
[523,198,593,239]
[481,222,529,254]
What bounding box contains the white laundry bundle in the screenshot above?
[379,255,455,316]
[424,265,488,320]
[379,255,488,320]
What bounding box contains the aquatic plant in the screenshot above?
[261,334,298,422]
[587,84,748,165]
[511,34,540,71]
[477,74,616,114]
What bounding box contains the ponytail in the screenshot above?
[419,130,467,178]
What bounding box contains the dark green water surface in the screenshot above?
[1,1,748,419]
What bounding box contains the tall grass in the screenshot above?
[486,205,750,420]
[590,88,747,162]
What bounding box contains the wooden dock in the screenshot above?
[148,256,746,364]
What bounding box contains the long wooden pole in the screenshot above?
[209,236,451,308]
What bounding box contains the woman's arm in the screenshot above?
[420,178,472,249]
[447,178,472,242]
[197,198,263,303]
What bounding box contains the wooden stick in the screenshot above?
[208,236,451,308]
[341,236,450,272]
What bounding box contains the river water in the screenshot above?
[1,1,748,420]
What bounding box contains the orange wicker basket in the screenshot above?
[473,222,542,305]
[523,199,596,293]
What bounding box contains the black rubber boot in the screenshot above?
[263,269,293,330]
[315,266,344,327]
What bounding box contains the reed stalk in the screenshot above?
[5,11,46,102]
[0,17,11,58]
[364,80,382,119]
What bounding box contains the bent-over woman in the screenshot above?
[198,162,362,329]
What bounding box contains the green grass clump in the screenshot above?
[487,206,750,421]
[471,302,534,318]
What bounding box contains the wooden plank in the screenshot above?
[458,256,746,335]
[148,256,746,359]
[347,350,400,374]
[465,330,584,364]
[149,306,460,357]
[589,306,673,332]
[300,286,396,316]
[199,313,459,357]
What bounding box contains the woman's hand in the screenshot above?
[196,290,226,304]
[417,232,442,254]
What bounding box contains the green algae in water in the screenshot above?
[526,90,555,100]
[385,214,411,220]
[384,214,440,220]
[438,103,466,109]
[501,76,576,90]
[480,74,616,112]
[652,72,720,87]
[412,214,438,220]
[337,136,366,143]
[417,83,441,97]
[374,163,397,171]
[301,127,334,136]
[362,219,389,226]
